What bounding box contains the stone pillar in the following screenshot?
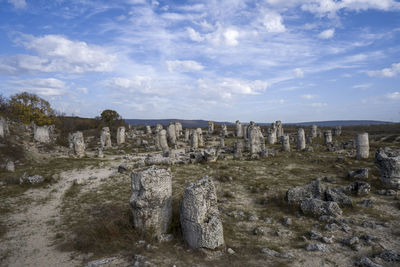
[324,130,332,145]
[100,127,112,149]
[159,129,169,156]
[180,176,224,249]
[130,166,172,238]
[311,125,317,138]
[297,128,306,151]
[155,124,163,133]
[276,120,284,138]
[219,135,225,148]
[221,124,228,137]
[249,124,263,154]
[233,141,243,159]
[281,135,290,152]
[196,128,204,147]
[243,125,248,140]
[34,125,52,143]
[208,121,214,135]
[190,130,198,150]
[117,126,126,145]
[175,122,183,137]
[167,123,177,146]
[375,148,400,189]
[235,120,243,138]
[317,129,322,138]
[267,128,277,144]
[333,126,342,137]
[184,129,190,142]
[0,116,9,139]
[69,131,85,158]
[146,125,152,135]
[356,133,369,159]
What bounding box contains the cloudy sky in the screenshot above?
[0,0,399,122]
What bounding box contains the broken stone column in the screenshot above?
[317,129,322,138]
[208,121,214,135]
[249,124,263,155]
[0,116,9,139]
[196,128,204,147]
[324,130,332,145]
[33,125,52,143]
[69,131,85,158]
[159,129,169,156]
[130,166,172,237]
[311,125,317,138]
[167,123,177,146]
[297,128,306,151]
[184,129,190,142]
[267,128,277,144]
[117,126,126,145]
[281,135,290,152]
[306,135,313,145]
[375,148,400,189]
[146,125,152,135]
[235,120,243,138]
[276,121,284,138]
[190,130,199,150]
[233,141,243,159]
[180,176,224,249]
[221,124,228,137]
[100,127,112,149]
[333,126,342,137]
[356,133,369,159]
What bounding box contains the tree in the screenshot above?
[100,109,123,127]
[8,92,55,126]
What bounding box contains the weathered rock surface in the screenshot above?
[129,166,172,237]
[100,127,112,149]
[348,168,369,180]
[117,126,126,145]
[285,179,325,204]
[69,131,85,158]
[180,176,224,249]
[356,133,369,159]
[0,116,10,139]
[19,173,44,185]
[33,125,53,143]
[300,199,342,217]
[375,148,400,189]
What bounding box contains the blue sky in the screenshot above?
[0,0,399,122]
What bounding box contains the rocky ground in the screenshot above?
[1,124,400,267]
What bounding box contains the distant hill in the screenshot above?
[125,119,393,128]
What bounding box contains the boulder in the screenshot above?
[325,187,353,207]
[300,198,342,217]
[19,173,44,185]
[285,179,325,204]
[180,176,224,249]
[348,168,369,180]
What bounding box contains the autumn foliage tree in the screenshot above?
[100,109,124,128]
[8,92,56,126]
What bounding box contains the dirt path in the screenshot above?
[1,164,117,267]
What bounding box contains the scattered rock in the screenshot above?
[19,173,44,185]
[87,257,117,267]
[227,248,235,255]
[348,168,369,180]
[309,230,322,240]
[6,161,15,172]
[300,198,342,217]
[282,217,292,226]
[305,243,327,252]
[355,257,382,267]
[377,249,400,262]
[253,226,267,236]
[358,199,374,208]
[345,181,371,196]
[285,179,325,204]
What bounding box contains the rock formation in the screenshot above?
[356,133,369,159]
[180,176,224,249]
[117,126,125,145]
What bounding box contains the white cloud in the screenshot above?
[261,12,286,33]
[11,78,67,96]
[367,62,400,78]
[223,29,239,46]
[187,27,204,42]
[77,87,88,94]
[386,92,400,100]
[0,34,115,74]
[301,94,317,99]
[318,28,335,39]
[166,60,204,72]
[294,68,305,78]
[310,102,327,107]
[352,83,371,89]
[7,0,26,9]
